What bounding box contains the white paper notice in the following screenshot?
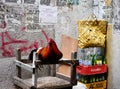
[39,5,57,24]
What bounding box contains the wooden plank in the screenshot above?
[16,48,22,78]
[58,35,78,77]
[32,52,38,87]
[106,25,112,85]
[56,72,70,82]
[106,25,112,67]
[21,60,32,63]
[15,60,33,72]
[57,65,71,76]
[70,64,77,85]
[60,34,78,59]
[34,77,71,88]
[35,59,78,65]
[14,76,32,89]
[14,76,71,89]
[50,64,56,76]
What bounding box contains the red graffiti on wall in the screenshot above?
[20,27,26,31]
[0,32,28,56]
[0,20,50,57]
[0,31,40,57]
[41,29,50,42]
[20,41,38,52]
[40,39,44,47]
[0,29,50,57]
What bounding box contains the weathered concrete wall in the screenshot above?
[0,57,16,89]
[0,0,114,89]
[107,0,120,89]
[55,0,93,47]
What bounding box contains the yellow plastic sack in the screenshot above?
[78,20,108,48]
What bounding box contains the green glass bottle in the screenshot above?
[84,76,88,84]
[99,74,102,81]
[95,75,98,82]
[81,75,84,83]
[92,75,95,82]
[90,75,93,83]
[102,57,107,64]
[92,54,95,66]
[95,51,103,65]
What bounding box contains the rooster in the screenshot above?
[28,38,63,63]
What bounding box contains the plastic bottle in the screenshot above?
[78,48,85,65]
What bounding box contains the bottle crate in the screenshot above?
[76,73,107,89]
[76,64,107,75]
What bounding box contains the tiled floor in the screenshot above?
[73,82,87,89]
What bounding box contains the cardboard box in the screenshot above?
[85,80,107,89]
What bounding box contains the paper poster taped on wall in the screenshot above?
[4,0,21,4]
[93,0,112,23]
[56,0,79,6]
[5,0,18,3]
[23,0,36,4]
[39,5,57,24]
[0,13,6,30]
[40,0,50,5]
[0,4,6,12]
[25,6,41,32]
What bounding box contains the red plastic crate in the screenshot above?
[76,65,107,75]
